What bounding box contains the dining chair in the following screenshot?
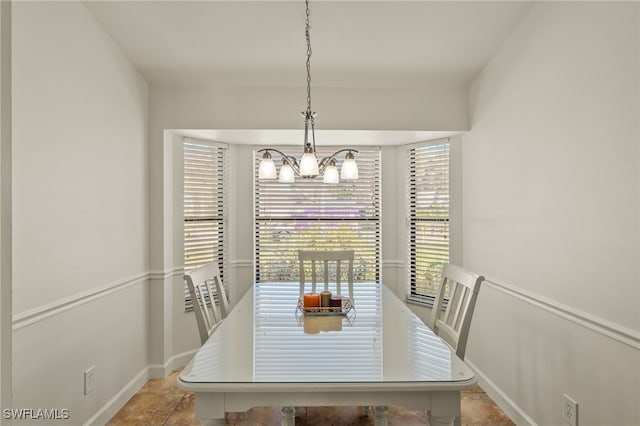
[427,263,485,360]
[183,262,226,345]
[293,250,355,420]
[298,249,355,301]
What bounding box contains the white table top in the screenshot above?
[179,281,475,390]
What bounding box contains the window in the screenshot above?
[254,147,381,282]
[184,138,227,309]
[407,141,450,304]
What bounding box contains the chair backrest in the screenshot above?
[428,264,484,360]
[184,262,226,345]
[214,275,231,319]
[298,250,355,300]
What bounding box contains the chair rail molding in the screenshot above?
[148,267,184,281]
[382,260,405,268]
[485,279,640,350]
[12,272,150,330]
[230,260,252,269]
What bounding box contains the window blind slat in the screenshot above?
[407,142,450,301]
[255,148,381,282]
[184,139,227,310]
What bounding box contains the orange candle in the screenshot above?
[303,292,320,309]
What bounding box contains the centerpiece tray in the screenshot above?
[296,297,354,316]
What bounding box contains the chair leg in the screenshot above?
[281,406,295,426]
[427,410,456,426]
[373,406,388,426]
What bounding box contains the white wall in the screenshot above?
[0,1,12,420]
[12,2,149,424]
[463,2,639,425]
[150,85,468,135]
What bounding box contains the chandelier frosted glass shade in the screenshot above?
[323,160,339,184]
[258,152,277,179]
[340,151,359,180]
[278,162,295,183]
[299,147,320,177]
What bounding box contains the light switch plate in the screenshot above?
[84,366,96,395]
[562,394,578,426]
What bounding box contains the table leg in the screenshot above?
[427,390,460,426]
[281,406,296,426]
[373,405,388,426]
[427,413,455,426]
[193,392,226,426]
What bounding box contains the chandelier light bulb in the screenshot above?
[323,160,339,184]
[340,151,359,180]
[300,146,319,177]
[279,162,295,183]
[259,152,277,179]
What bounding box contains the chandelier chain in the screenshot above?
[305,0,312,115]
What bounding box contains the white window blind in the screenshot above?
[184,138,227,310]
[254,147,381,282]
[407,141,450,303]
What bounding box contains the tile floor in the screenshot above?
[107,369,515,426]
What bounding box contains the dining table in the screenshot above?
[177,281,477,426]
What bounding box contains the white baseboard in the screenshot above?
[148,349,198,379]
[465,357,537,426]
[86,349,199,425]
[83,366,149,426]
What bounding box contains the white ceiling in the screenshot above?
[85,0,533,88]
[84,0,534,144]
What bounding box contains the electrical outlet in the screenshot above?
[84,366,96,395]
[563,394,578,426]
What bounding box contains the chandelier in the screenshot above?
[258,0,358,184]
